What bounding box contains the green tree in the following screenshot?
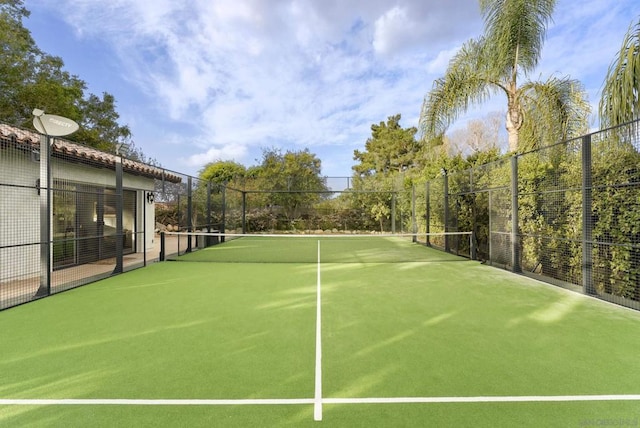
[599,17,640,127]
[190,161,246,231]
[70,93,132,153]
[254,148,326,192]
[347,175,397,232]
[18,55,85,123]
[353,114,420,176]
[199,160,247,184]
[0,0,34,122]
[249,148,328,230]
[0,0,136,156]
[419,0,590,153]
[350,114,424,233]
[589,138,640,298]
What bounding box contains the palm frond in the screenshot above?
[599,18,640,128]
[518,76,590,150]
[480,0,556,76]
[419,38,495,140]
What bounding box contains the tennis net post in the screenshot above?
[160,231,165,261]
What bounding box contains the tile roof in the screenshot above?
[0,123,182,183]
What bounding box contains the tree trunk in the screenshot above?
[505,90,523,153]
[506,124,519,153]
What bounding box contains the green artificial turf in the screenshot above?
[322,261,640,398]
[1,249,640,427]
[168,235,465,264]
[1,262,318,399]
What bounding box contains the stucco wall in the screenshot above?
[1,147,157,282]
[0,147,40,281]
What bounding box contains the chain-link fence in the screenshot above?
[424,119,640,310]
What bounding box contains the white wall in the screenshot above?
[1,149,158,282]
[0,147,40,281]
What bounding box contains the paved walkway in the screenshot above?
[0,235,182,310]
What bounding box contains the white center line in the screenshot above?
[314,240,323,421]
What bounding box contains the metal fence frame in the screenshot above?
[3,119,639,311]
[1,124,181,310]
[424,119,640,310]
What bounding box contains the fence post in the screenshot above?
[113,154,123,274]
[488,189,493,264]
[443,172,450,252]
[186,176,192,253]
[143,188,147,267]
[221,184,226,242]
[470,232,477,260]
[176,194,181,254]
[205,180,213,247]
[582,134,595,295]
[391,193,396,233]
[426,181,430,246]
[242,191,247,234]
[411,185,417,242]
[511,156,521,273]
[36,134,51,297]
[206,181,212,232]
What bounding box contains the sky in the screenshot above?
[23,0,639,178]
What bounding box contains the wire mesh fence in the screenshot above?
[2,118,640,311]
[0,123,420,311]
[0,123,179,310]
[424,119,640,310]
[212,187,411,235]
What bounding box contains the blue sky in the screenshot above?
[23,0,639,177]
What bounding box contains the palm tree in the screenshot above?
[420,0,589,152]
[599,17,640,128]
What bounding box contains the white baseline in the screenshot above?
[2,395,640,406]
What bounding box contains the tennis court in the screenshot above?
[1,234,639,427]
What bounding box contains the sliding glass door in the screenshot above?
[53,183,136,269]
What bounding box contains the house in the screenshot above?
[0,123,181,291]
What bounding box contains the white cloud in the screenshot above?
[182,143,249,168]
[25,0,640,176]
[373,6,414,55]
[426,46,460,75]
[373,0,481,57]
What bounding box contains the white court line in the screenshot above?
[323,395,640,404]
[2,395,640,406]
[313,240,323,421]
[0,398,313,406]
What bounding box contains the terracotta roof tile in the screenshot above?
[0,123,182,183]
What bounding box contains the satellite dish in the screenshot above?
[32,111,79,137]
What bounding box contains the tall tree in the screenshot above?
[353,114,420,176]
[71,93,132,152]
[419,0,590,152]
[255,148,326,192]
[199,160,247,184]
[253,148,327,223]
[0,0,136,156]
[599,17,640,128]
